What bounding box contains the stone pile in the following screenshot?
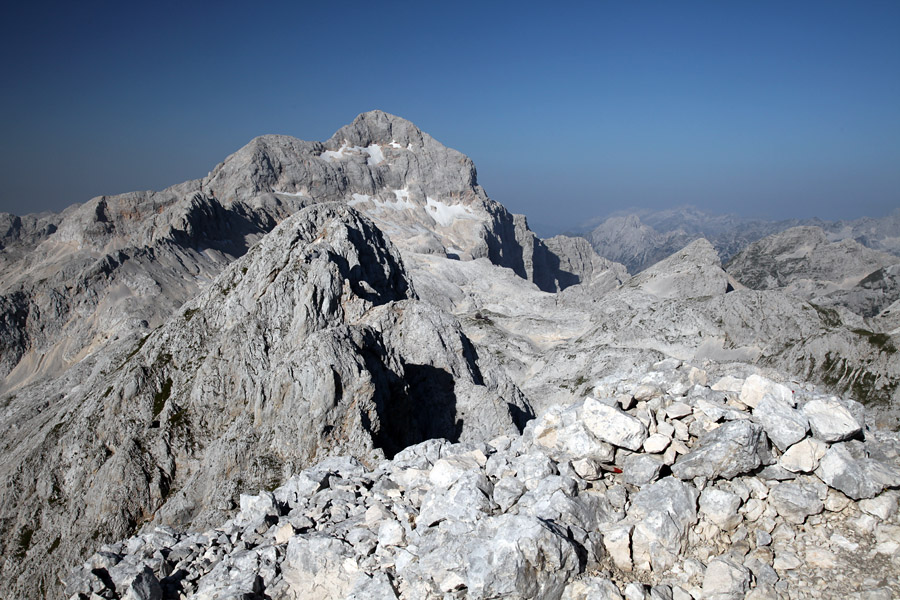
[64,360,900,600]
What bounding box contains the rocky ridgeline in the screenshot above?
[66,362,900,600]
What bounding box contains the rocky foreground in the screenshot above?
[66,363,900,600]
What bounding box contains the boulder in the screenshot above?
[671,421,766,481]
[581,397,649,451]
[802,399,862,442]
[740,374,794,409]
[768,482,824,524]
[752,395,808,451]
[628,477,699,571]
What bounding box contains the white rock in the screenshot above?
[752,395,808,451]
[563,577,624,600]
[581,397,649,451]
[628,477,699,572]
[429,455,481,488]
[859,492,899,521]
[702,557,751,597]
[779,438,826,473]
[664,401,693,419]
[643,433,671,454]
[600,524,633,572]
[712,375,744,393]
[740,374,794,409]
[273,523,295,545]
[377,520,406,547]
[699,488,743,531]
[802,399,862,442]
[768,482,824,524]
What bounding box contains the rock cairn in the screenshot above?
[65,363,900,599]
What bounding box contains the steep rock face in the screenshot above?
[0,204,530,599]
[727,226,899,296]
[543,234,628,293]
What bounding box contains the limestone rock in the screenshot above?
[802,398,862,442]
[671,421,766,481]
[628,477,699,571]
[752,394,808,451]
[768,482,824,524]
[741,374,795,409]
[581,398,649,451]
[779,438,827,473]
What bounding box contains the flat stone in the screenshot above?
[581,397,649,451]
[752,395,808,451]
[712,375,744,393]
[802,399,862,442]
[643,433,671,454]
[664,402,693,419]
[779,438,826,473]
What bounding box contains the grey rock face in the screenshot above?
[62,362,900,600]
[671,421,766,480]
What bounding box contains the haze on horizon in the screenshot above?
[1,1,898,235]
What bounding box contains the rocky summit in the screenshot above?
[2,111,899,599]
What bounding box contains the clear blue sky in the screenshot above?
[2,1,898,233]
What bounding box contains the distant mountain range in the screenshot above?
[568,206,900,275]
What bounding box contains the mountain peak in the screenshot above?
[327,110,429,149]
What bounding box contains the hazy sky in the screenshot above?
[2,1,898,233]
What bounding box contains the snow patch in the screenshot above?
[319,142,385,166]
[271,189,307,197]
[426,197,476,227]
[348,190,416,212]
[389,140,403,149]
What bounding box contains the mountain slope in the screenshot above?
[0,203,530,598]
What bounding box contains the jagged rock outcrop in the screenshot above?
[65,362,900,600]
[0,203,530,599]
